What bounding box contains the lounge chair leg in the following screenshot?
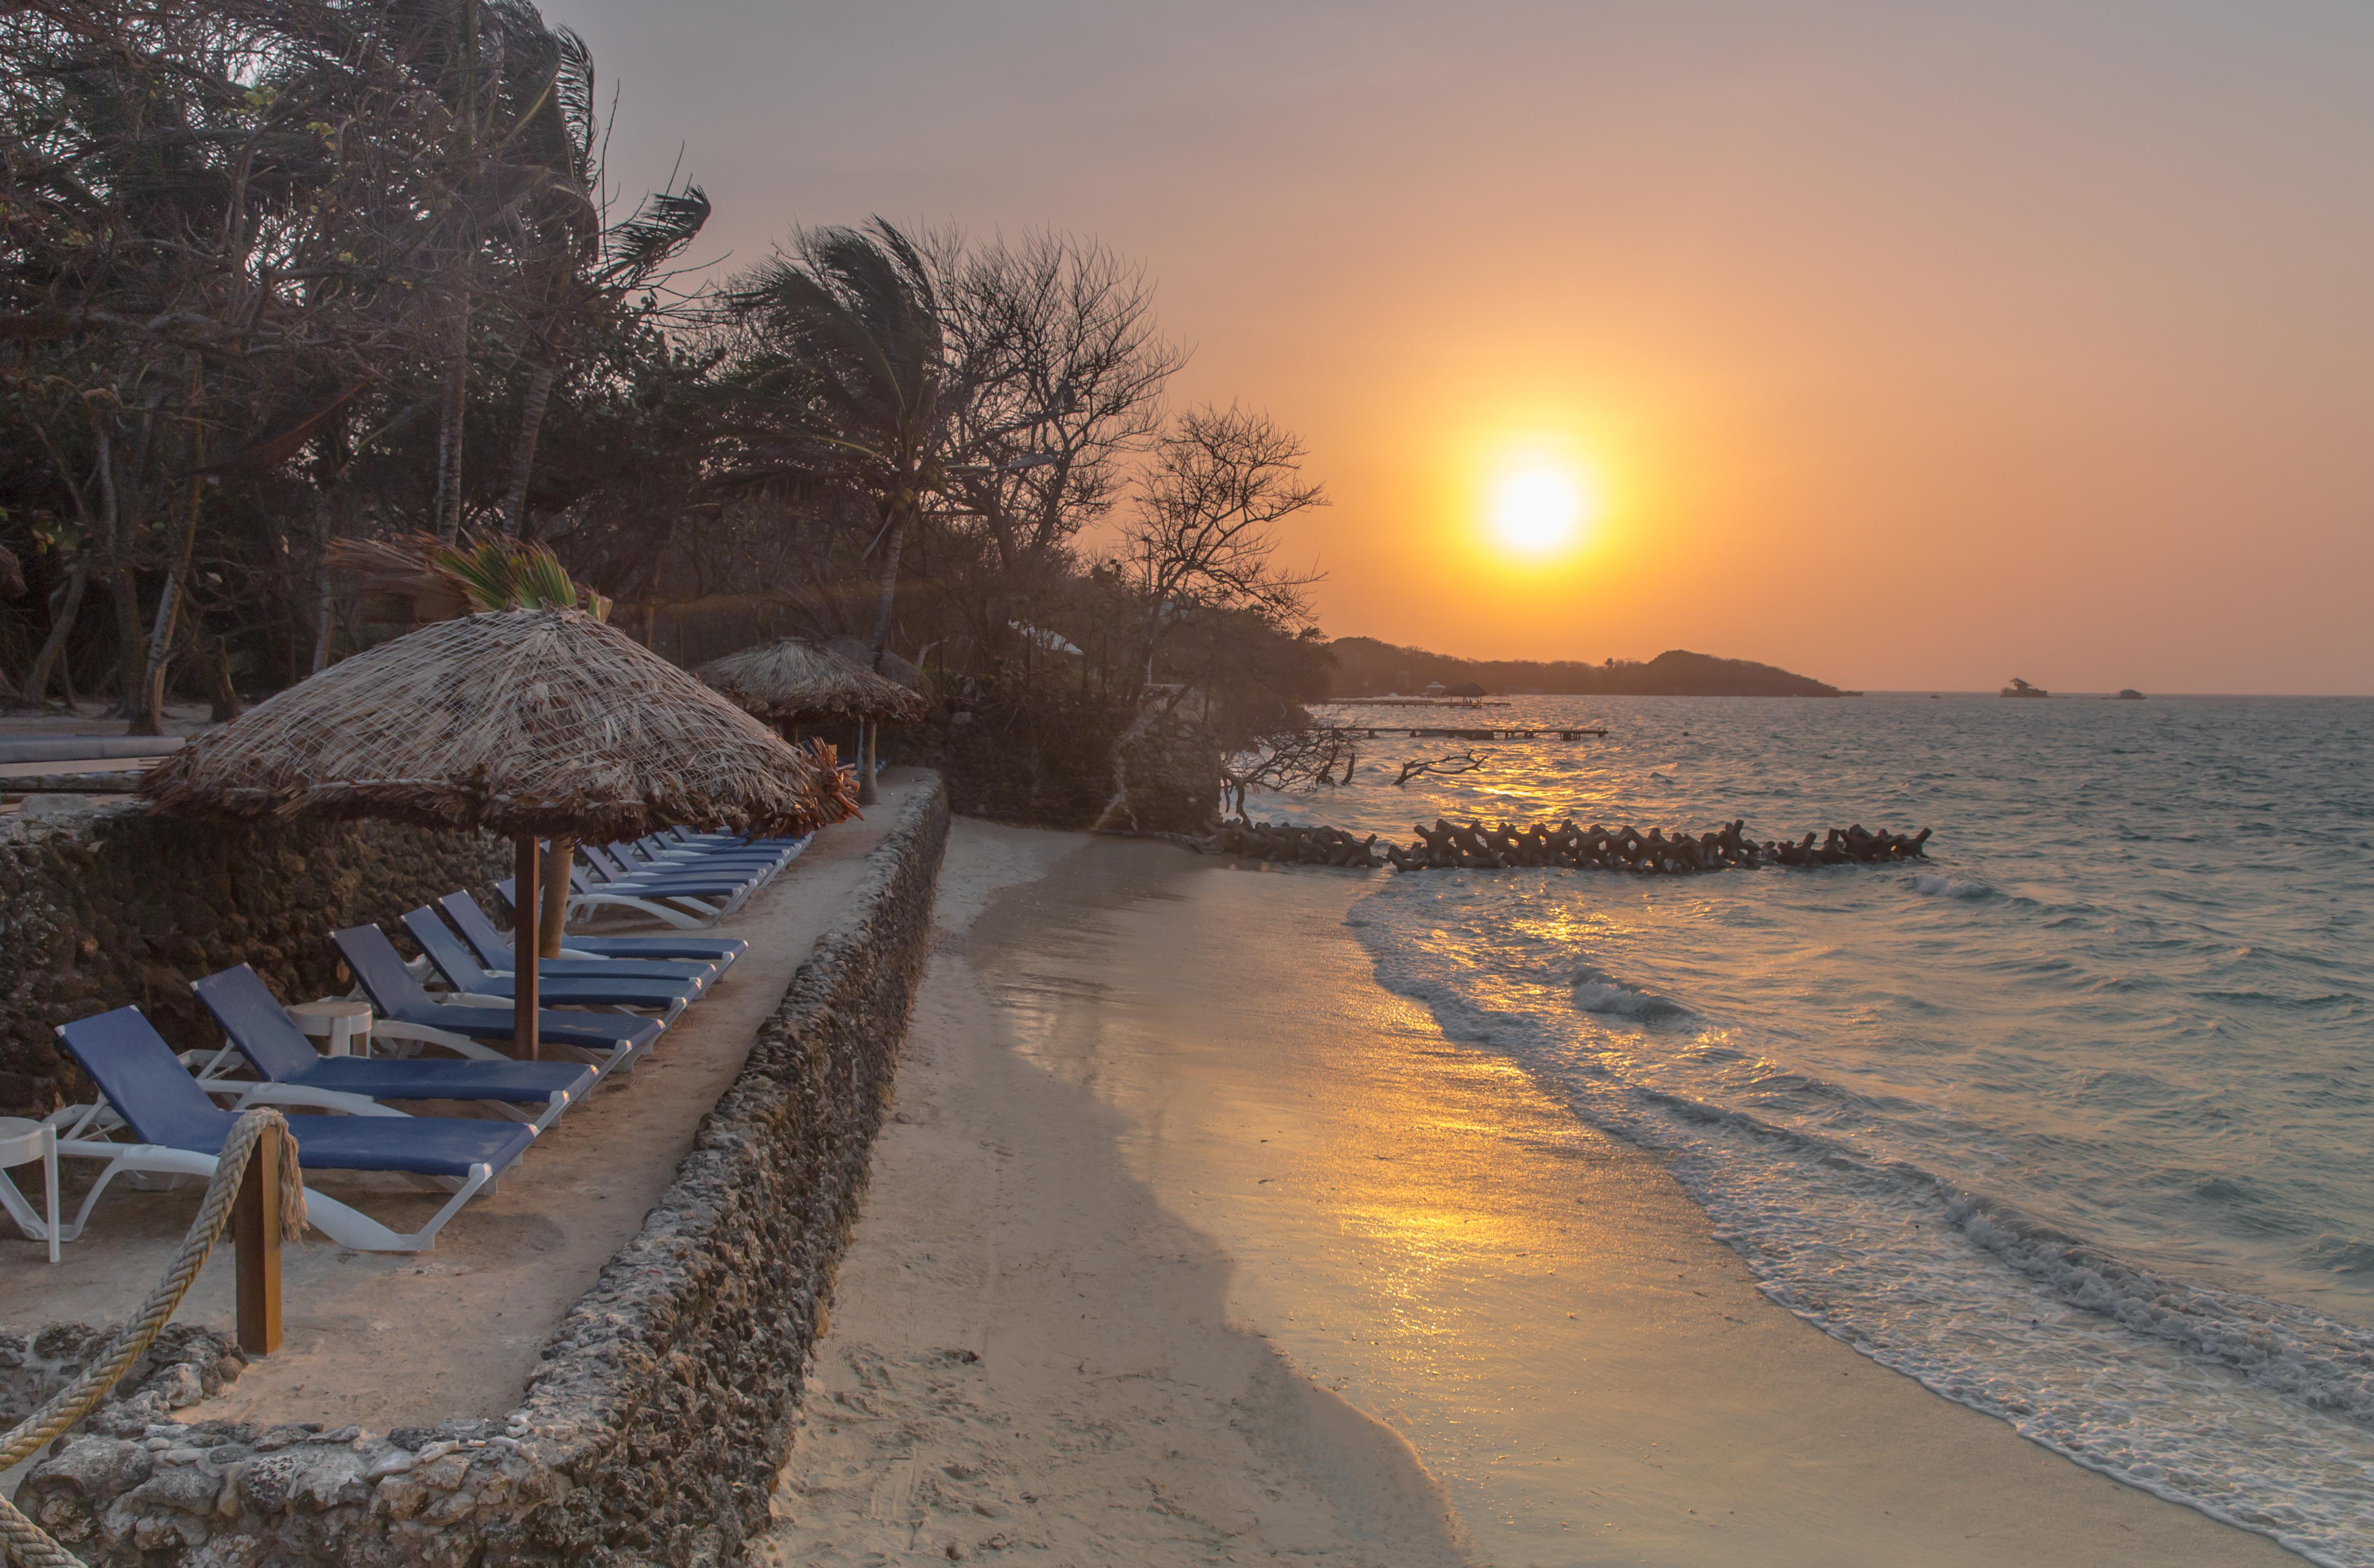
[234,1123,283,1355]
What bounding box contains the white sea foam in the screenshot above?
[1352,884,2374,1564]
[1912,872,1990,898]
[1571,965,1687,1020]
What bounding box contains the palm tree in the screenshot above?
[715,220,948,675]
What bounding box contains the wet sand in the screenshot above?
[766,822,2299,1566]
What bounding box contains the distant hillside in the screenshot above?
[1324,637,1845,698]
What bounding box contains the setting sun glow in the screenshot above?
[1489,464,1591,556]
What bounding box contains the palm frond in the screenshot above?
[603,185,710,284]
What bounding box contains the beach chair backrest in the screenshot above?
[56,1008,233,1150]
[580,844,629,881]
[192,965,320,1082]
[437,891,512,967]
[332,924,438,1013]
[401,907,494,989]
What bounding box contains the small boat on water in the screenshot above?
[2000,678,2049,698]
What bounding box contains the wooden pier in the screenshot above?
[1334,725,1608,741]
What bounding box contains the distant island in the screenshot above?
[1324,637,1846,697]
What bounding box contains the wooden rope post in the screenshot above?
[234,1121,283,1356]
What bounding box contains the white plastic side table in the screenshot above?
[0,1116,60,1263]
[288,998,375,1058]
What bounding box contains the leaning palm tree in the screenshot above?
[714,220,948,675]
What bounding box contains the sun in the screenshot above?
[1490,463,1592,556]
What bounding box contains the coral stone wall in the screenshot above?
[0,801,511,1119]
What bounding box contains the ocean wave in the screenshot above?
[1347,870,2374,1565]
[1570,964,1688,1020]
[1911,872,1991,899]
[1945,1196,2374,1427]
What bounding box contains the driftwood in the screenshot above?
[1392,750,1484,787]
[1220,727,1358,816]
[1200,815,1933,874]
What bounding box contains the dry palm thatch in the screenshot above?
[143,608,857,841]
[698,638,928,727]
[327,535,474,623]
[824,636,934,700]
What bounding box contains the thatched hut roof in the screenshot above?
[142,608,856,840]
[700,638,928,726]
[824,637,933,703]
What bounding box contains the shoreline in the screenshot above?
[765,821,2301,1565]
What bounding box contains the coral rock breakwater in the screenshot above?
[1208,817,1932,873]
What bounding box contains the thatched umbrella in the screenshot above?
[824,636,932,699]
[144,608,856,1056]
[822,637,934,806]
[697,637,927,728]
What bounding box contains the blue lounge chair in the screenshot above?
[398,909,702,1020]
[53,1007,535,1252]
[192,965,596,1133]
[556,858,742,929]
[625,834,791,874]
[580,842,760,899]
[472,887,747,968]
[402,904,717,989]
[331,924,664,1074]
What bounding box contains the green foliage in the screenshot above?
[429,537,609,620]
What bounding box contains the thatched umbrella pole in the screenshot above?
[513,836,542,1057]
[538,837,573,960]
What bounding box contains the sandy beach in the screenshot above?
[760,820,2298,1567]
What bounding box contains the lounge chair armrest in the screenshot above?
[220,1082,407,1117]
[45,1102,119,1138]
[368,1020,507,1060]
[444,992,511,1008]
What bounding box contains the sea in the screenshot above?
[1242,692,2374,1565]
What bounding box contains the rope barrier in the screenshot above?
[0,1110,305,1568]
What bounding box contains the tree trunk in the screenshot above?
[93,419,154,731]
[438,0,478,544]
[194,625,242,722]
[434,283,470,542]
[857,720,878,806]
[140,356,207,732]
[500,364,554,539]
[19,558,85,707]
[139,571,177,731]
[865,496,911,672]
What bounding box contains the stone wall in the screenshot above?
[11,777,953,1568]
[0,801,514,1119]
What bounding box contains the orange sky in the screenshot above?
[549,1,2374,693]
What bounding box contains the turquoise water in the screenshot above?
[1248,693,2374,1564]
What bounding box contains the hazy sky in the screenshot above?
[543,0,2374,693]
